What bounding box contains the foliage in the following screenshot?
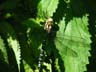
[0,0,94,72]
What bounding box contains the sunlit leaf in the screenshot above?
[0,22,21,72]
[55,15,91,72]
[0,36,8,64]
[37,0,59,20]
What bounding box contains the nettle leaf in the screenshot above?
[7,36,21,72]
[55,15,91,72]
[0,22,21,72]
[37,0,59,20]
[0,36,8,64]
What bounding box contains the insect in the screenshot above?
[38,18,54,72]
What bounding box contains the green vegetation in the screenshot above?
[0,0,95,72]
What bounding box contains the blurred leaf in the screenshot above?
[21,18,44,71]
[23,60,34,72]
[0,0,20,10]
[0,22,21,72]
[0,36,8,64]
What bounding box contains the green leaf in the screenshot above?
[23,60,34,72]
[21,18,44,71]
[0,22,21,72]
[37,0,59,20]
[55,15,91,72]
[0,36,8,64]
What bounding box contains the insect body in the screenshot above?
[38,39,46,71]
[38,18,53,72]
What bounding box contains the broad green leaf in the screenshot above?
[55,14,91,72]
[0,22,21,72]
[37,0,59,20]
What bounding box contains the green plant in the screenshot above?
[0,0,93,72]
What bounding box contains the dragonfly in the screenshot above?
[38,17,54,71]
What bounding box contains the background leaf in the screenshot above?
[0,22,21,72]
[0,36,8,64]
[55,15,91,72]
